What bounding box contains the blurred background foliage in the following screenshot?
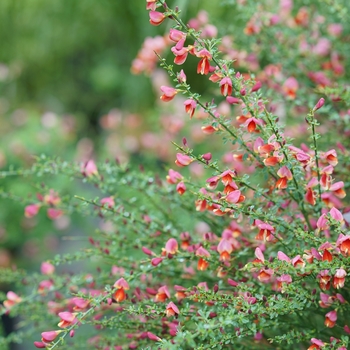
[0,0,225,123]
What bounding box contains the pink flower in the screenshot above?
[166,169,183,184]
[175,153,193,167]
[324,310,337,328]
[333,268,346,289]
[171,46,189,65]
[336,234,350,256]
[47,208,63,220]
[58,312,78,328]
[146,0,157,11]
[25,203,41,218]
[313,98,325,111]
[149,11,166,26]
[151,257,163,266]
[257,268,274,282]
[282,77,298,99]
[147,332,161,341]
[196,49,212,75]
[309,338,325,349]
[277,251,291,263]
[3,291,22,311]
[276,166,293,189]
[166,301,180,317]
[254,247,265,263]
[100,196,115,208]
[41,330,62,343]
[160,86,178,102]
[177,69,187,83]
[40,262,55,275]
[217,239,233,261]
[176,181,186,195]
[329,207,343,222]
[184,99,197,118]
[220,77,232,96]
[251,81,262,92]
[81,160,98,177]
[113,278,129,303]
[155,285,170,302]
[169,29,186,42]
[164,238,178,255]
[225,190,245,204]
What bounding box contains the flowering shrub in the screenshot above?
[1,0,350,349]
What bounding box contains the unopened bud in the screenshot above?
[202,153,212,161]
[313,97,325,111]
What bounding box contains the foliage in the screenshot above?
[1,0,350,349]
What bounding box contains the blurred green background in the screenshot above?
[0,0,224,124]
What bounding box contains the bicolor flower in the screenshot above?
[160,86,178,102]
[217,239,233,261]
[155,285,170,302]
[333,268,346,289]
[176,181,186,195]
[324,310,337,328]
[336,234,350,256]
[196,246,211,271]
[175,153,193,167]
[243,117,263,133]
[317,270,331,290]
[276,166,293,189]
[58,312,78,328]
[196,49,212,75]
[164,238,179,255]
[257,268,274,282]
[282,77,298,99]
[149,11,166,26]
[184,99,197,118]
[255,221,275,242]
[113,278,129,303]
[166,169,183,184]
[219,77,232,96]
[166,301,180,317]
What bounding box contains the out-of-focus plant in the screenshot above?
[1,0,350,349]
